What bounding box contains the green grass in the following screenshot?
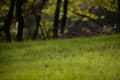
[0,34,120,80]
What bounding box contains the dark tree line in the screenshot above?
[3,0,48,42]
[53,0,68,38]
[3,0,69,41]
[1,0,119,42]
[4,0,25,42]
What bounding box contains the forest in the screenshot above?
[0,0,119,42]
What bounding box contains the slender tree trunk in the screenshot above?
[32,16,40,40]
[32,15,46,40]
[116,0,120,33]
[40,22,46,40]
[32,0,47,40]
[4,0,15,42]
[16,0,25,41]
[53,0,62,38]
[60,0,68,35]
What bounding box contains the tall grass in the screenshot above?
[0,34,120,80]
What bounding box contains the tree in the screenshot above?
[0,0,119,41]
[32,0,47,40]
[4,0,15,42]
[2,0,25,42]
[53,0,62,38]
[60,0,68,36]
[16,0,25,41]
[70,11,103,27]
[116,0,120,33]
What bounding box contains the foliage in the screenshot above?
[0,0,119,41]
[0,34,120,80]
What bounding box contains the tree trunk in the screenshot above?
[60,0,68,35]
[32,15,40,40]
[40,22,46,40]
[32,0,47,40]
[53,0,62,38]
[116,0,120,33]
[4,0,15,42]
[16,0,25,41]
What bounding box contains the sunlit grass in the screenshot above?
[0,34,120,80]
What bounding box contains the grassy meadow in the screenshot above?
[0,34,120,80]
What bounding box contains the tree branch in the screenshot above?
[70,10,103,27]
